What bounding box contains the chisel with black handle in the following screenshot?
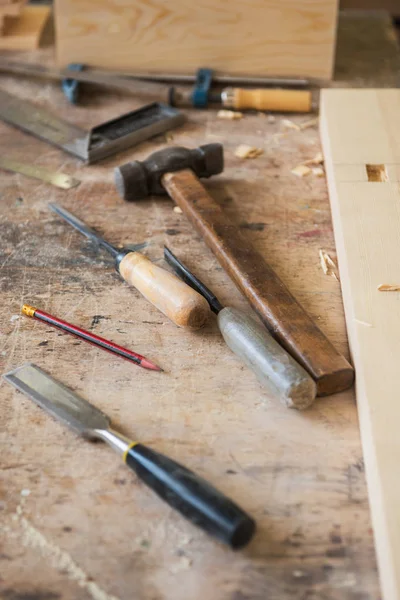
[4,363,256,549]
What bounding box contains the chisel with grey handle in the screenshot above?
[164,247,317,409]
[3,363,255,548]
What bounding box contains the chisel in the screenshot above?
[4,363,255,548]
[164,247,317,409]
[49,204,210,329]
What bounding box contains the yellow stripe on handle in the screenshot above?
[225,88,312,113]
[118,252,210,329]
[123,441,139,463]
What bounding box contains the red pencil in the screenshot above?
[21,304,162,372]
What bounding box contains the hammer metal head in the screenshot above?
[114,144,224,202]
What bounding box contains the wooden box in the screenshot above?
[54,0,339,79]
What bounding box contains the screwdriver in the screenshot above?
[4,363,256,548]
[164,247,317,409]
[49,204,210,329]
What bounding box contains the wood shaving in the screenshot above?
[299,117,319,130]
[377,284,400,291]
[267,115,276,124]
[165,133,174,142]
[281,119,300,131]
[173,206,183,214]
[234,144,263,159]
[312,167,325,177]
[319,250,340,281]
[291,164,311,177]
[217,110,243,120]
[303,152,324,166]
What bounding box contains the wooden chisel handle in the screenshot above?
[222,88,312,113]
[161,170,354,396]
[218,307,316,409]
[118,251,210,329]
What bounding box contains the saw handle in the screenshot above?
[125,443,256,548]
[118,252,210,329]
[223,88,312,112]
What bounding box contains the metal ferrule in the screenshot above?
[92,428,131,456]
[220,88,235,108]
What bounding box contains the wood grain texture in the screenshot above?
[162,169,354,396]
[0,5,51,50]
[0,13,398,600]
[118,252,210,329]
[320,88,400,600]
[54,0,338,78]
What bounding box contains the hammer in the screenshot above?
[114,144,354,396]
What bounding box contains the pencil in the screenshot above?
[21,304,163,372]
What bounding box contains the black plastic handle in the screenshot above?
[125,443,255,549]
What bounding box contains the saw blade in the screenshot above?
[3,363,110,436]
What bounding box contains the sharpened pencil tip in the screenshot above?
[140,358,163,371]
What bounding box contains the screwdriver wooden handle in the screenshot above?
[222,88,312,112]
[118,252,210,329]
[218,307,316,409]
[125,442,256,548]
[161,170,354,396]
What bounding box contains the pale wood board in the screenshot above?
[0,13,398,600]
[320,88,400,600]
[54,0,338,79]
[0,5,51,50]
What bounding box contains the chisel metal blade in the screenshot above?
[3,363,110,436]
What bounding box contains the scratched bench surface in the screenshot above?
[0,13,399,600]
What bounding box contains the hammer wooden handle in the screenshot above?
[223,88,312,113]
[161,169,354,396]
[119,252,210,329]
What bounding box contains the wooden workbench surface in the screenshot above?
[1,13,399,600]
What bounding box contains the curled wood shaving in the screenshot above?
[299,117,319,130]
[173,206,183,214]
[319,250,340,281]
[303,152,324,166]
[377,284,400,291]
[217,109,243,120]
[312,167,325,177]
[281,119,300,131]
[291,164,311,177]
[234,145,263,159]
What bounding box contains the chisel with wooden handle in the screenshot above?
[164,246,316,409]
[49,204,210,329]
[3,363,255,548]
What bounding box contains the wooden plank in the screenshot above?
[0,5,51,50]
[320,88,400,600]
[54,0,339,79]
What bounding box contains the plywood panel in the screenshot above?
[320,88,400,600]
[54,0,339,78]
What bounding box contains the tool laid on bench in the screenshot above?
[0,157,80,189]
[164,247,316,409]
[114,144,354,396]
[49,204,210,330]
[4,363,255,548]
[0,60,313,112]
[21,304,162,371]
[0,89,185,163]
